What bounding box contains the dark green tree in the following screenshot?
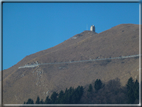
[35,96,40,104]
[126,77,135,103]
[88,84,93,92]
[94,79,102,91]
[26,98,34,104]
[63,92,70,104]
[40,99,44,104]
[59,90,64,98]
[51,92,58,104]
[73,86,84,103]
[77,86,84,97]
[57,90,64,104]
[44,96,51,104]
[66,87,75,104]
[134,79,139,100]
[56,86,84,104]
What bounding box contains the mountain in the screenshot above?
[3,24,139,104]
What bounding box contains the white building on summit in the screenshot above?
[90,25,95,32]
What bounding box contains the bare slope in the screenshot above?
[3,31,97,80]
[3,24,139,104]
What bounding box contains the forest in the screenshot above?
[23,77,140,104]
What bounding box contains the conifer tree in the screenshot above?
[58,90,64,99]
[57,90,64,104]
[126,77,135,103]
[44,96,51,104]
[88,84,93,92]
[40,99,44,104]
[94,79,102,91]
[51,92,58,104]
[35,96,40,104]
[26,98,34,104]
[134,79,139,100]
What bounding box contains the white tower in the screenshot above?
[90,25,95,32]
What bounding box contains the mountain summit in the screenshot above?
[3,24,139,104]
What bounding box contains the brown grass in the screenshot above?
[3,24,139,104]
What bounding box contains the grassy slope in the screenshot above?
[3,24,139,104]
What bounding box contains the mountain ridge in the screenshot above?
[3,24,139,104]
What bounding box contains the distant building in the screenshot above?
[90,25,95,32]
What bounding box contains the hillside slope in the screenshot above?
[3,31,97,80]
[3,24,139,104]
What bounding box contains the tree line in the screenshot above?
[80,77,139,104]
[24,77,139,104]
[24,86,83,104]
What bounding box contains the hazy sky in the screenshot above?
[2,2,139,70]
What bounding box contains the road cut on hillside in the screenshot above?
[18,54,140,69]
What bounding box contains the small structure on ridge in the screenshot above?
[90,25,95,32]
